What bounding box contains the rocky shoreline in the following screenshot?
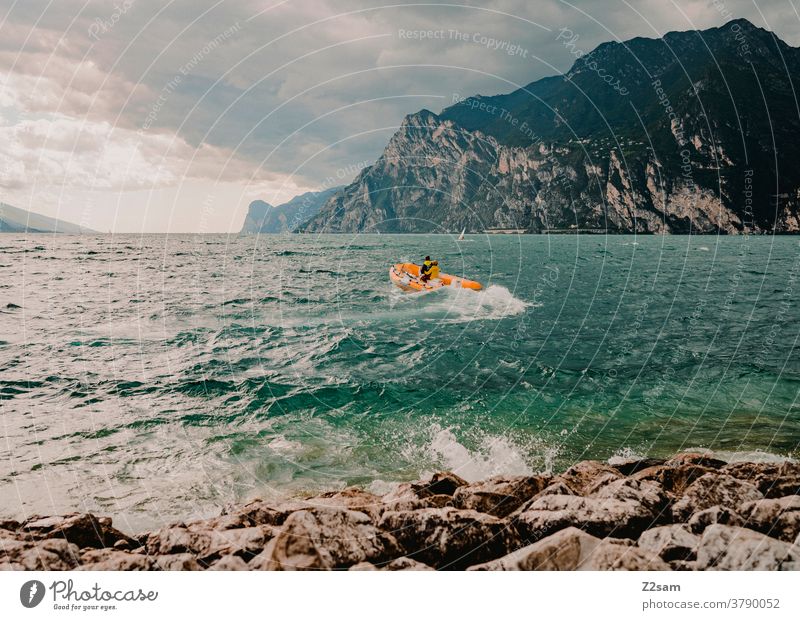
[2,452,800,570]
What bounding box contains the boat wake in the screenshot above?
[387,283,531,323]
[435,284,531,323]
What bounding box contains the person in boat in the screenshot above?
[420,256,433,280]
[420,259,440,283]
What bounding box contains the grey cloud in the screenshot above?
[2,0,798,191]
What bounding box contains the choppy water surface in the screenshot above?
[2,233,799,529]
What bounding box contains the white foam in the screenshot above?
[435,284,530,323]
[424,426,555,482]
[268,435,303,454]
[607,447,649,465]
[693,448,795,464]
[365,479,401,496]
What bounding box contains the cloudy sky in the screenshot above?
[1,0,798,232]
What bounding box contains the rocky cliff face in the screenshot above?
[240,187,341,234]
[299,19,800,234]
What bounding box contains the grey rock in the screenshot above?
[696,524,800,570]
[381,471,468,508]
[0,562,26,570]
[582,539,670,570]
[453,475,550,517]
[349,557,435,571]
[592,478,670,515]
[348,561,378,571]
[761,478,800,498]
[664,452,727,469]
[515,479,667,542]
[672,474,763,522]
[557,461,624,495]
[251,508,399,570]
[740,496,800,542]
[638,525,700,561]
[22,513,132,549]
[722,461,800,498]
[511,480,576,516]
[380,494,454,514]
[222,499,310,527]
[208,555,250,571]
[687,506,744,534]
[1,538,81,570]
[154,553,202,571]
[378,507,515,569]
[146,525,275,563]
[608,457,667,476]
[468,526,668,570]
[633,464,717,497]
[306,488,384,519]
[536,481,576,497]
[77,549,153,571]
[381,556,435,571]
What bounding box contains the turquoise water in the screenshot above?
[1,233,799,529]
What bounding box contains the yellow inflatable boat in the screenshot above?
[389,263,482,292]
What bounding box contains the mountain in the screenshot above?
[240,187,342,234]
[0,203,96,233]
[299,19,800,234]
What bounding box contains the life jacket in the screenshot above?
[429,265,440,279]
[421,260,432,274]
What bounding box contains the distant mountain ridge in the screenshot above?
[240,187,342,234]
[299,19,800,233]
[0,203,96,233]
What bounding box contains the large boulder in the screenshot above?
[145,524,276,563]
[556,461,623,495]
[592,478,670,514]
[687,506,744,534]
[221,499,311,527]
[21,513,132,549]
[381,556,436,570]
[608,457,667,476]
[695,524,800,570]
[78,549,154,571]
[251,507,399,570]
[665,452,727,469]
[533,481,576,498]
[0,538,81,570]
[633,464,716,497]
[379,472,467,512]
[739,496,800,542]
[307,488,385,519]
[722,461,800,498]
[208,555,250,570]
[378,507,516,569]
[637,525,700,562]
[154,553,202,571]
[468,527,667,570]
[453,475,550,517]
[349,557,435,571]
[514,479,668,542]
[672,474,763,522]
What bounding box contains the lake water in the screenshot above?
[1,233,799,530]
